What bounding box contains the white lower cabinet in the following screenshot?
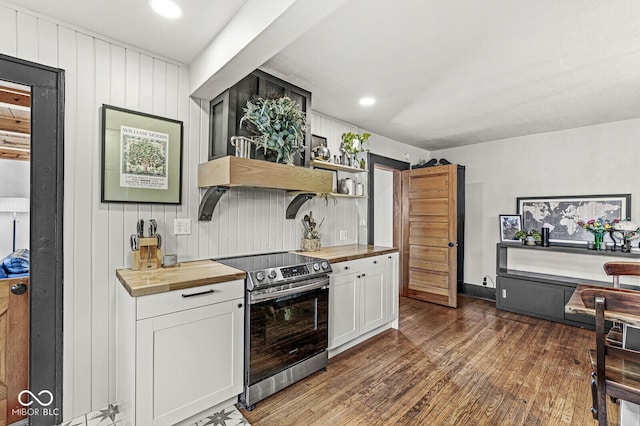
[329,253,399,354]
[117,280,244,426]
[360,263,387,334]
[387,252,399,322]
[329,271,360,348]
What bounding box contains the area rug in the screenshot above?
[193,405,250,426]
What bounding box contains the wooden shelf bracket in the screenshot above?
[286,193,316,219]
[198,186,229,221]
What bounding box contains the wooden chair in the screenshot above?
[580,285,640,425]
[603,262,640,346]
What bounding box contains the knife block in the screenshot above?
[132,237,162,271]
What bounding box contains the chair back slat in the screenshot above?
[580,287,640,315]
[603,262,640,277]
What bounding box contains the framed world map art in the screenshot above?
[517,194,631,246]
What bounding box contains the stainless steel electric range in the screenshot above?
[215,252,332,410]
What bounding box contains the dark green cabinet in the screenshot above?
[209,69,312,167]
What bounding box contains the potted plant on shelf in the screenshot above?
[340,132,371,167]
[239,95,307,165]
[514,230,541,245]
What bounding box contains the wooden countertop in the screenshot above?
[565,284,640,327]
[296,244,398,263]
[117,245,397,297]
[116,260,246,297]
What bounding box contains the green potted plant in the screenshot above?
[341,132,371,155]
[340,132,371,167]
[239,95,307,164]
[514,230,541,245]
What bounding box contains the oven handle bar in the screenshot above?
[249,276,329,304]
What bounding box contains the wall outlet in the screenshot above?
[359,219,366,226]
[339,230,347,240]
[174,218,191,235]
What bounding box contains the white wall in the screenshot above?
[430,118,640,288]
[0,159,29,255]
[0,4,420,421]
[373,168,393,247]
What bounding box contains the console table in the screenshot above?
[496,243,640,328]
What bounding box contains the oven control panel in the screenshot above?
[247,260,332,290]
[280,265,309,278]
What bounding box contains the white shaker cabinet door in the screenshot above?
[360,262,387,335]
[329,271,360,349]
[136,298,244,426]
[387,252,400,322]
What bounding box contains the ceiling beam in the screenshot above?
[0,116,30,134]
[0,87,30,108]
[190,0,349,100]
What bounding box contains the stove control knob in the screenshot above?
[313,263,321,271]
[268,270,277,280]
[321,261,329,270]
[256,271,265,281]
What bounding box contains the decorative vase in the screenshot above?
[593,232,604,251]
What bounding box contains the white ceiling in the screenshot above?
[6,0,247,64]
[5,0,640,150]
[262,0,640,150]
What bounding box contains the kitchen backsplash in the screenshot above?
[193,187,362,260]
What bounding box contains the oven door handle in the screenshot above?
[249,278,329,304]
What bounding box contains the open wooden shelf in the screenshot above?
[197,156,333,221]
[310,159,367,173]
[287,191,367,199]
[198,156,333,191]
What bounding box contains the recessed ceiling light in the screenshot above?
[149,0,182,19]
[359,97,376,107]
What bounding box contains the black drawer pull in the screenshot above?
[344,266,349,270]
[361,273,366,277]
[388,256,392,259]
[357,275,361,279]
[182,289,215,298]
[373,260,377,264]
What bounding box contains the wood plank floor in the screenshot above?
[241,295,620,425]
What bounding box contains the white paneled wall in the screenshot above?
[0,4,373,421]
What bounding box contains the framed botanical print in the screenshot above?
[101,105,183,204]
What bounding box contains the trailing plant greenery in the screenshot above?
[239,96,307,164]
[341,132,371,155]
[514,229,541,241]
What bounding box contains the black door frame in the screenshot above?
[366,153,410,245]
[0,53,64,426]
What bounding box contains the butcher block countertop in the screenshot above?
[116,260,246,297]
[297,244,398,263]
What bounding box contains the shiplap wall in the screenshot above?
[0,4,390,421]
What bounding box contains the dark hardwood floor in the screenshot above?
[241,295,619,425]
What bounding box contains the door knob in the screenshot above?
[448,242,458,247]
[11,283,27,295]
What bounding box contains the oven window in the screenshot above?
[249,287,328,384]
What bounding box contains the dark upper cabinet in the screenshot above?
[209,69,312,167]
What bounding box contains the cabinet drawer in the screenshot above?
[137,279,244,320]
[332,259,364,275]
[332,256,386,276]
